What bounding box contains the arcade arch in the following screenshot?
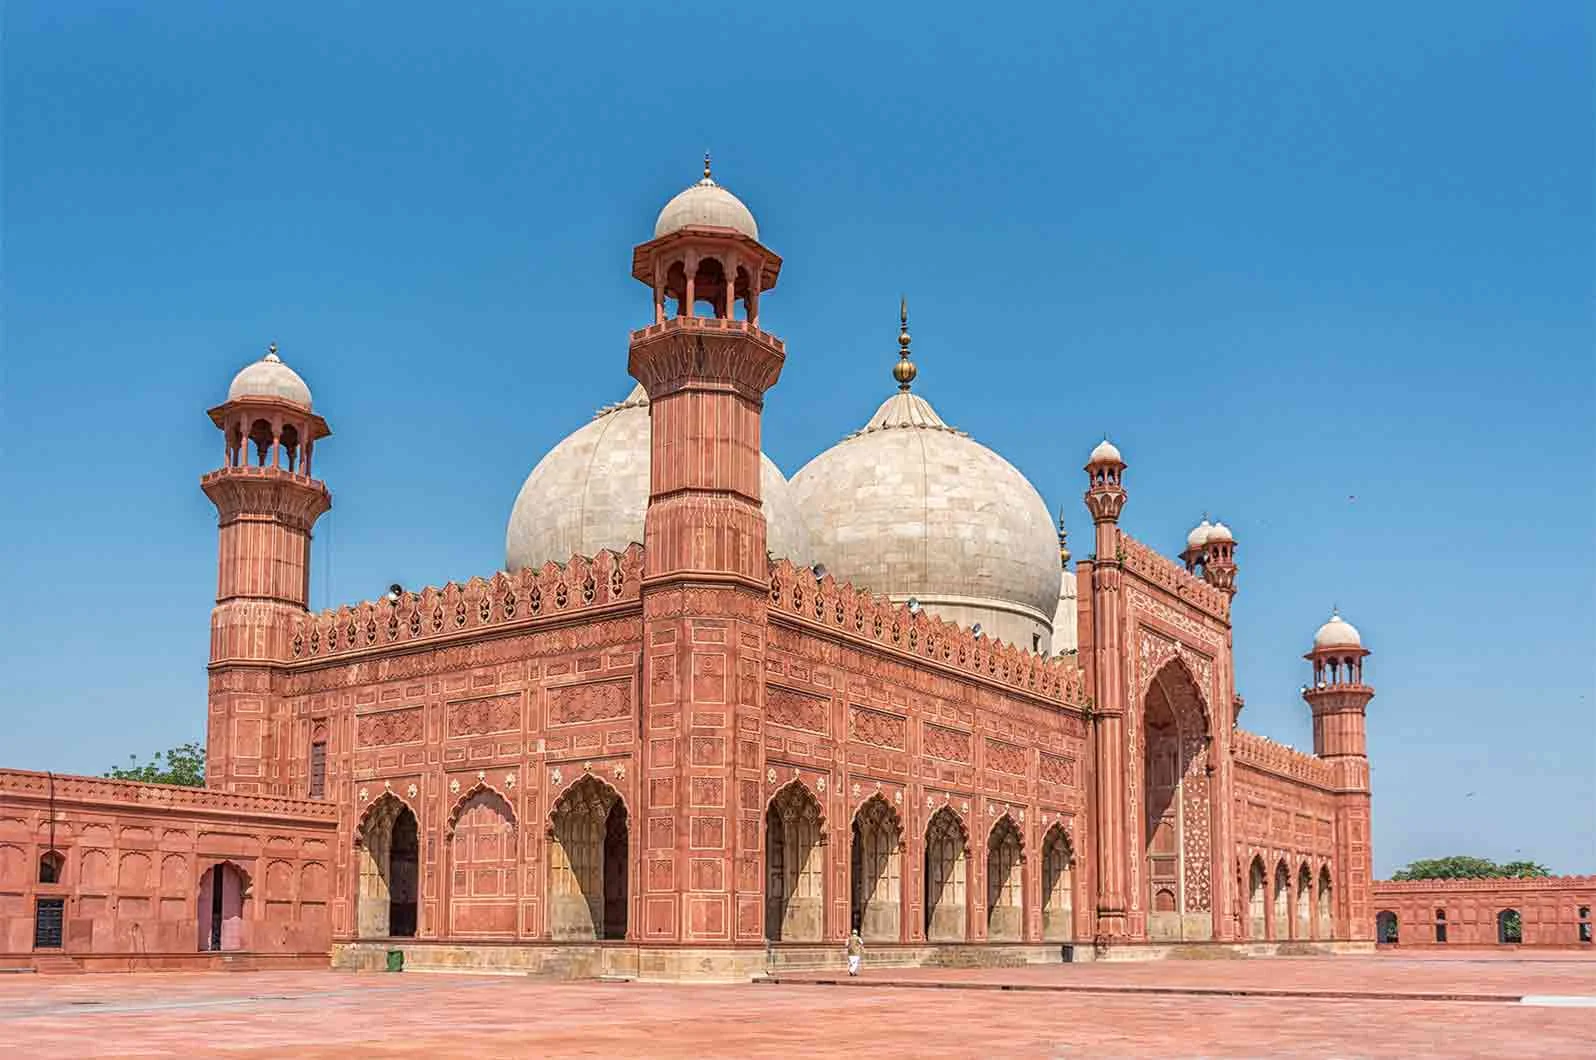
[924,807,968,942]
[356,795,418,939]
[850,795,902,942]
[765,782,824,942]
[549,775,628,940]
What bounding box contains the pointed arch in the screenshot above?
[446,780,517,837]
[985,814,1024,941]
[1040,823,1075,941]
[1317,864,1334,939]
[1296,862,1313,939]
[850,793,903,941]
[355,790,417,846]
[548,774,628,940]
[196,860,251,952]
[1247,854,1267,939]
[1272,859,1291,939]
[355,793,418,938]
[1142,657,1213,941]
[766,780,825,942]
[924,806,969,942]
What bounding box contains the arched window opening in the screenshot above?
[1497,908,1522,945]
[986,816,1023,942]
[664,260,688,316]
[279,423,301,472]
[1296,863,1312,939]
[248,419,274,467]
[1272,861,1291,939]
[765,783,823,942]
[1317,866,1333,940]
[356,796,420,939]
[924,807,968,942]
[37,851,64,885]
[693,257,728,318]
[849,796,901,942]
[198,862,248,951]
[1040,826,1074,942]
[1434,907,1448,943]
[1247,856,1267,939]
[732,266,753,321]
[1578,906,1591,944]
[1376,910,1399,944]
[549,776,628,941]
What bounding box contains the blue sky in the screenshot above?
[3,2,1591,876]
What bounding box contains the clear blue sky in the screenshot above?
[3,2,1591,876]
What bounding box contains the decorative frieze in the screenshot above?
[547,679,632,726]
[356,707,423,747]
[848,707,906,750]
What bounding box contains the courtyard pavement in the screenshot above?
[0,951,1592,1057]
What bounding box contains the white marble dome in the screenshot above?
[1186,519,1214,549]
[1313,611,1363,650]
[227,350,312,410]
[790,390,1061,652]
[1088,438,1123,465]
[505,385,810,572]
[654,174,759,241]
[1208,521,1235,543]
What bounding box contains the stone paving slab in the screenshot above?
[0,956,1591,1058]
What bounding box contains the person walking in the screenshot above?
[846,929,865,976]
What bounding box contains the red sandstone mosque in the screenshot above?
[4,164,1584,975]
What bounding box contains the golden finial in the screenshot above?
[266,342,279,361]
[702,151,713,182]
[893,296,917,391]
[1057,507,1071,567]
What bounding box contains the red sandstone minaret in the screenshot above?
[1302,611,1375,941]
[1082,438,1129,942]
[201,345,331,794]
[629,158,784,947]
[1201,520,1238,597]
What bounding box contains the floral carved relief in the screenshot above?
[766,686,829,734]
[547,679,632,726]
[446,694,521,737]
[984,739,1028,776]
[356,707,423,747]
[923,724,972,764]
[1039,753,1077,787]
[848,707,907,750]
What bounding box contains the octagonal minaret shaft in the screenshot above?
[201,345,331,794]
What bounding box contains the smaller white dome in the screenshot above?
[1186,519,1214,549]
[1087,438,1123,465]
[1208,521,1234,543]
[654,175,758,240]
[227,350,312,410]
[1313,611,1362,650]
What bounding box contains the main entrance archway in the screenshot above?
[1141,659,1212,941]
[197,862,248,951]
[765,782,824,942]
[356,795,418,939]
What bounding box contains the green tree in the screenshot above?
[105,741,205,787]
[1391,855,1552,881]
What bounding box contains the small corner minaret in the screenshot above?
[201,344,331,793]
[1302,610,1372,770]
[1302,609,1375,942]
[1082,437,1130,941]
[1180,516,1213,573]
[1201,520,1238,597]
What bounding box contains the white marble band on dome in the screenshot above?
[505,384,811,573]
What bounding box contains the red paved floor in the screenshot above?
[0,953,1591,1058]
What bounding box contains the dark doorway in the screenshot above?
[601,800,629,940]
[389,809,419,937]
[1376,910,1399,943]
[33,898,64,949]
[209,865,225,950]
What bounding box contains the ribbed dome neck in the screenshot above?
[593,383,650,420]
[848,391,968,439]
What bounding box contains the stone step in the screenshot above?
[32,955,84,975]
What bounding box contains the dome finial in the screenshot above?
[1057,506,1070,566]
[702,151,713,183]
[893,296,917,391]
[266,342,280,363]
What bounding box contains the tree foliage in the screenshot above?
[1391,855,1552,881]
[105,741,206,787]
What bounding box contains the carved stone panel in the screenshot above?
[447,694,521,738]
[356,708,423,747]
[767,686,828,734]
[849,707,906,750]
[923,724,971,764]
[548,679,632,726]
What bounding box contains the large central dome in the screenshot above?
[790,387,1061,652]
[506,385,811,572]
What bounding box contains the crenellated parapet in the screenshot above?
[1232,728,1335,789]
[1373,874,1596,892]
[767,558,1088,706]
[0,768,338,823]
[1118,532,1230,621]
[290,544,644,663]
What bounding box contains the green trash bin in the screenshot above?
[385,949,404,973]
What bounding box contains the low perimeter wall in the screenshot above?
[1371,876,1595,947]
